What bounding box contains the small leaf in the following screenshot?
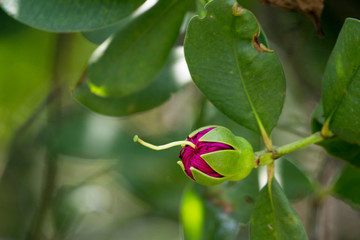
[74,48,189,117]
[87,0,193,97]
[312,102,360,169]
[0,0,145,32]
[333,165,360,209]
[319,139,360,169]
[184,0,285,135]
[250,179,308,240]
[322,18,360,144]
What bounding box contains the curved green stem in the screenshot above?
[272,132,324,159]
[255,131,328,166]
[134,135,196,150]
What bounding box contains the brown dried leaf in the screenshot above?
[260,0,324,36]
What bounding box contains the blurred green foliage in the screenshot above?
[0,0,360,239]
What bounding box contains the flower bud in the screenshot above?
[134,125,254,186]
[177,126,254,185]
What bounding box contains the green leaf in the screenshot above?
[184,0,285,134]
[333,165,360,209]
[277,158,314,201]
[0,0,145,32]
[82,19,129,45]
[312,102,360,169]
[74,48,189,117]
[250,179,308,240]
[87,0,193,97]
[322,18,360,144]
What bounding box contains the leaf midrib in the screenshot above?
[231,39,264,132]
[268,181,278,239]
[327,64,360,122]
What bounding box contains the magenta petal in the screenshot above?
[179,127,233,180]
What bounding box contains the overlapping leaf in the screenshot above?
[312,102,360,169]
[184,0,285,134]
[250,179,308,240]
[0,0,145,32]
[87,0,193,97]
[322,18,360,144]
[74,48,189,117]
[332,165,360,209]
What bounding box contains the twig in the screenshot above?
[26,33,72,240]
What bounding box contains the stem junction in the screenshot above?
[255,131,331,167]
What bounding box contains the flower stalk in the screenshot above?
[133,135,196,150]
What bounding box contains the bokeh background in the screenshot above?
[0,0,360,239]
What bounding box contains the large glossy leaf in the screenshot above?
[184,0,285,134]
[322,18,360,144]
[250,179,308,240]
[312,102,360,169]
[74,48,189,117]
[333,165,360,209]
[82,0,159,45]
[82,1,177,45]
[87,0,193,97]
[0,0,145,32]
